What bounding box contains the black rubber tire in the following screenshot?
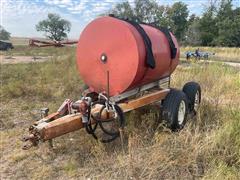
[182,82,201,113]
[162,89,188,131]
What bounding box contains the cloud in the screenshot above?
[2,0,238,38]
[66,1,88,12]
[1,0,82,38]
[44,0,73,6]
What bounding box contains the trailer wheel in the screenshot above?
[162,89,188,131]
[183,82,201,114]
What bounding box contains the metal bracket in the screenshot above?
[110,76,170,102]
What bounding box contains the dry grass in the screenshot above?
[9,37,31,46]
[181,46,240,63]
[0,45,76,57]
[1,48,240,179]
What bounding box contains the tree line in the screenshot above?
[109,0,240,47]
[1,0,239,47]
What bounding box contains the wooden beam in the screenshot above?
[119,89,170,113]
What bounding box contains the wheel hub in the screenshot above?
[178,100,186,125]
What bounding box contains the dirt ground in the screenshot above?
[0,55,50,64]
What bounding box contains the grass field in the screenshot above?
[0,47,240,179]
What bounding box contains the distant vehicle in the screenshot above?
[0,40,14,51]
[185,51,215,60]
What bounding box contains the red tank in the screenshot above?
[76,16,180,96]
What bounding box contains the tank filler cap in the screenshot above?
[100,53,107,63]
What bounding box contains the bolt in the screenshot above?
[100,53,107,63]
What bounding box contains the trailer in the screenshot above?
[22,16,201,150]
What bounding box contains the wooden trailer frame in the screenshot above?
[22,77,172,149]
[22,75,201,150]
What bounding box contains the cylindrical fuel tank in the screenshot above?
[77,16,180,96]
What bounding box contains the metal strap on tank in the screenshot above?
[141,22,177,59]
[157,27,177,59]
[109,14,156,69]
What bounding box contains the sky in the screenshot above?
[1,0,240,39]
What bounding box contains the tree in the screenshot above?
[110,0,188,42]
[188,14,197,26]
[217,0,233,21]
[134,0,160,23]
[108,0,239,47]
[198,3,218,46]
[110,2,135,20]
[166,2,189,41]
[154,5,169,27]
[109,0,161,23]
[214,0,240,46]
[185,19,201,46]
[0,26,11,40]
[36,13,71,41]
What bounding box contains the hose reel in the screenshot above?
[84,94,125,143]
